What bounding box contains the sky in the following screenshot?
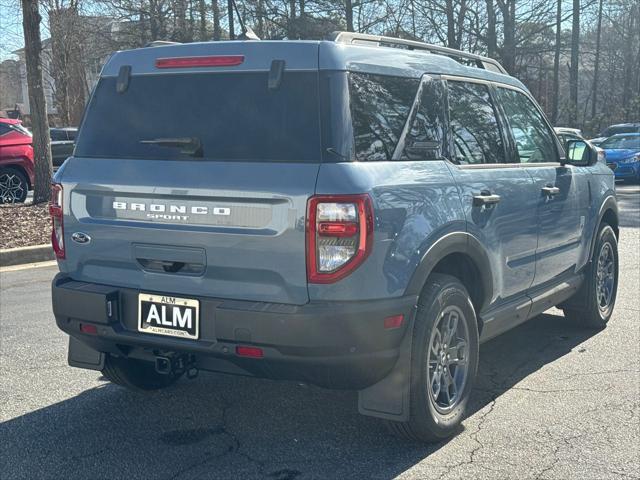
[0,1,32,61]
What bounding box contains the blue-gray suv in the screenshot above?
[51,32,619,442]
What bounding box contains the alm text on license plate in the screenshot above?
[138,293,199,340]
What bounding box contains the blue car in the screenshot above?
[601,133,640,182]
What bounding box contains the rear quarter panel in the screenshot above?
[580,160,617,266]
[312,160,464,301]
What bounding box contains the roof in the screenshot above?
[608,132,640,137]
[608,123,640,127]
[554,127,582,135]
[101,39,526,90]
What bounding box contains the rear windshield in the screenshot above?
[600,135,640,150]
[602,125,640,137]
[75,71,321,162]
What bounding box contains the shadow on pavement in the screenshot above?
[1,313,598,479]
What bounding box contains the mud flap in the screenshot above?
[68,336,105,371]
[357,307,415,421]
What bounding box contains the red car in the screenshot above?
[0,118,34,203]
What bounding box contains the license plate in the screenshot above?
[138,293,199,340]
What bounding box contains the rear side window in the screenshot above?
[400,79,446,160]
[50,129,66,141]
[496,87,558,163]
[447,81,505,164]
[349,73,419,161]
[75,72,321,162]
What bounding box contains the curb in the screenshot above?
[0,244,55,267]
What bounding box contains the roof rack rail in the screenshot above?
[145,40,182,48]
[329,31,507,75]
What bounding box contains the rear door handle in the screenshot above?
[541,185,560,197]
[472,191,501,207]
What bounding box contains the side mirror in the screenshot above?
[564,139,597,166]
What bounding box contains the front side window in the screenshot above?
[349,73,419,161]
[497,87,558,163]
[447,81,505,164]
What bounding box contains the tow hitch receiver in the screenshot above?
[155,354,198,378]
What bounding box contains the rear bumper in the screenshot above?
[52,273,417,389]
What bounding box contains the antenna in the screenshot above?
[227,0,261,41]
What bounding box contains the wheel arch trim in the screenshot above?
[405,231,494,312]
[590,195,619,260]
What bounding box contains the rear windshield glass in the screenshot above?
[600,135,640,150]
[75,71,321,162]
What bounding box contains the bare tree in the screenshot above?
[212,0,221,39]
[551,0,561,124]
[568,0,580,125]
[345,0,353,32]
[20,0,52,204]
[590,0,603,120]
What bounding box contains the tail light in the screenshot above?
[307,194,373,283]
[49,183,65,259]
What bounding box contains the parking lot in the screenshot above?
[1,184,638,480]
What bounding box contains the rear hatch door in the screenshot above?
[59,43,322,305]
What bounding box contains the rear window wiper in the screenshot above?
[139,137,203,158]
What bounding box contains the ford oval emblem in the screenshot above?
[71,232,91,245]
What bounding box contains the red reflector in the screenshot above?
[318,222,358,237]
[80,324,98,335]
[155,55,244,68]
[49,183,65,259]
[236,346,264,358]
[383,314,404,329]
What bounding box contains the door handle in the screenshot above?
[541,185,560,197]
[472,191,501,207]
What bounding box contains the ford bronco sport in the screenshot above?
[51,32,619,442]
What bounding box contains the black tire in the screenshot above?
[0,167,29,204]
[385,273,479,442]
[102,355,182,391]
[563,224,618,329]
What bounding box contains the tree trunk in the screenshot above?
[227,0,234,39]
[256,0,264,37]
[551,0,562,124]
[198,0,207,40]
[445,0,456,48]
[499,0,516,74]
[569,0,580,126]
[175,0,187,41]
[212,0,221,40]
[591,0,603,119]
[485,0,496,58]
[21,0,52,205]
[345,0,354,32]
[289,0,296,19]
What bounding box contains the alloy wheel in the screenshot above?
[427,305,470,413]
[0,172,26,204]
[596,241,615,314]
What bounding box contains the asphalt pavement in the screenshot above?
[1,184,639,480]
